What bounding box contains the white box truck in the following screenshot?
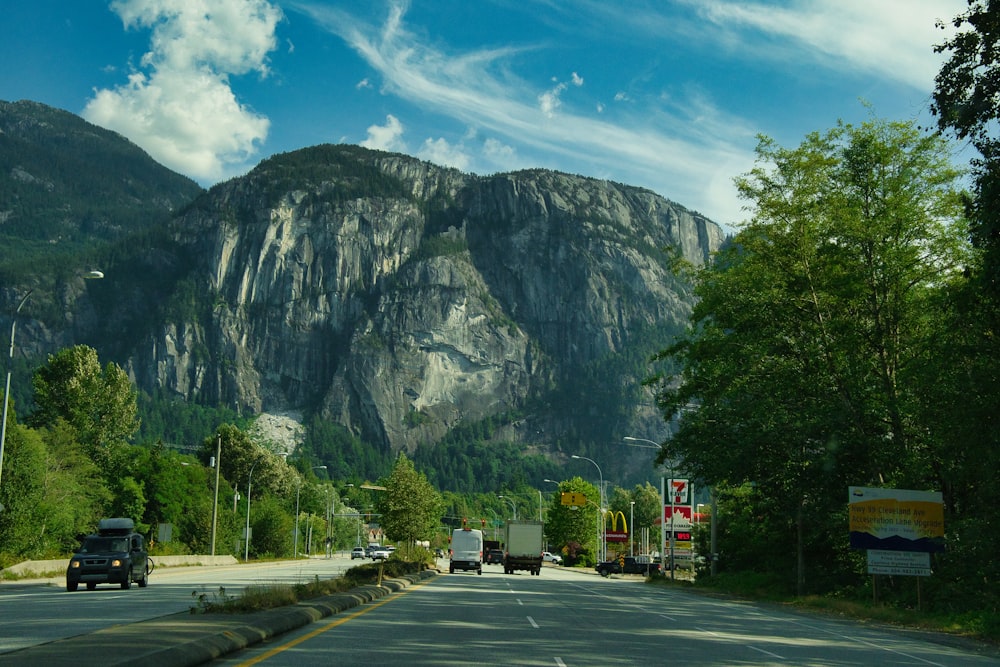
[449,527,483,575]
[503,520,544,575]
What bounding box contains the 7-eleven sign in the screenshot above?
[669,479,689,504]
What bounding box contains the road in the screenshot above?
[0,553,360,655]
[212,564,1000,667]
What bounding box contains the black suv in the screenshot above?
[66,518,150,591]
[485,548,504,564]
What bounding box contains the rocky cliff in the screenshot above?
[120,145,725,459]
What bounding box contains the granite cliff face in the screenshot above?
[122,145,725,455]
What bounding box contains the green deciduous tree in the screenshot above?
[930,2,1000,603]
[30,345,139,473]
[542,477,600,565]
[933,0,1000,294]
[653,116,970,595]
[378,453,443,546]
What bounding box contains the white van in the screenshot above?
[449,528,483,575]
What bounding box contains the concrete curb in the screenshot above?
[1,569,437,666]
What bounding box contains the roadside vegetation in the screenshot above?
[190,557,429,614]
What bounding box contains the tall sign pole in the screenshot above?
[210,434,221,556]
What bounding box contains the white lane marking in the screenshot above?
[527,615,539,628]
[792,621,949,666]
[554,658,566,666]
[517,598,524,605]
[748,645,786,659]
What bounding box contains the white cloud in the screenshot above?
[482,138,518,170]
[292,0,963,227]
[360,114,406,152]
[83,0,282,183]
[690,0,963,91]
[295,1,749,223]
[417,137,471,171]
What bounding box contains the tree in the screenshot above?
[542,477,600,565]
[931,3,1000,600]
[609,482,661,553]
[30,345,139,473]
[653,116,970,594]
[377,453,443,546]
[933,0,1000,293]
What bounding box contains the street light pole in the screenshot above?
[0,290,32,496]
[294,465,327,559]
[630,501,635,556]
[1,271,102,504]
[210,434,221,556]
[498,495,517,520]
[571,454,605,562]
[624,436,674,579]
[244,462,257,561]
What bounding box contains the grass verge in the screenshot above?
[189,559,427,614]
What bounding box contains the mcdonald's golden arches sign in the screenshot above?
[605,510,628,543]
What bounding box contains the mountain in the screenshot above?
[106,145,724,481]
[1,102,726,488]
[0,99,203,276]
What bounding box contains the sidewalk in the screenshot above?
[0,570,436,666]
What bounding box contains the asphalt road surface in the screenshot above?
[0,554,357,655]
[212,564,1000,667]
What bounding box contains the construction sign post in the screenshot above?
[849,487,944,579]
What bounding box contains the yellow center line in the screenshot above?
[235,576,437,666]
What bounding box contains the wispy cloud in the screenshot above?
[293,0,754,224]
[290,0,962,226]
[689,0,959,91]
[83,0,282,182]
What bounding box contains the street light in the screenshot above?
[1,270,103,504]
[498,495,517,520]
[0,290,32,499]
[244,462,258,561]
[624,436,675,579]
[571,454,605,561]
[294,465,327,558]
[630,501,636,556]
[210,435,221,556]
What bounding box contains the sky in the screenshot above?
[1,0,968,230]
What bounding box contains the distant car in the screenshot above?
[351,547,366,560]
[371,547,390,560]
[485,548,504,564]
[543,551,562,565]
[435,548,445,558]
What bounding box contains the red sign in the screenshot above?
[664,505,693,526]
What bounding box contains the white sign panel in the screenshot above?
[866,549,931,576]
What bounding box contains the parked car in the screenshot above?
[542,551,562,565]
[485,548,504,564]
[351,547,366,560]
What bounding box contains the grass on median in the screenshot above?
[189,559,427,614]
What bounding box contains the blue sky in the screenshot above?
[2,0,966,229]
